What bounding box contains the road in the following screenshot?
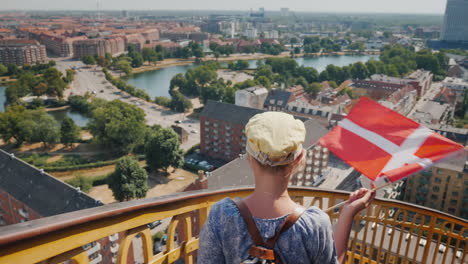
[55,58,200,150]
[407,82,443,117]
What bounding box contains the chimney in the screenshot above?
[198,170,205,181]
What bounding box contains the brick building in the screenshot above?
[73,36,125,59]
[403,155,468,219]
[200,101,262,162]
[38,34,87,57]
[0,149,129,263]
[351,79,411,100]
[369,70,433,97]
[0,39,47,66]
[199,101,330,184]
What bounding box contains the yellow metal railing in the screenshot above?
[0,187,466,264]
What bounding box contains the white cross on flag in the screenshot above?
[319,97,464,186]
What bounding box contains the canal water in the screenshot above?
[0,55,378,110]
[0,86,5,112]
[127,55,378,98]
[47,108,90,127]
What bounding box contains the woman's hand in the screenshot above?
[342,188,376,217]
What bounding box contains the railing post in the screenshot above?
[420,215,436,264]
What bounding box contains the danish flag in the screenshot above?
[319,97,464,186]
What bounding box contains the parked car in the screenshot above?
[148,220,162,229]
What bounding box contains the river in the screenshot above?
[127,55,378,98]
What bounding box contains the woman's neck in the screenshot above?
[243,171,297,218]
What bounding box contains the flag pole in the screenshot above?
[324,181,395,214]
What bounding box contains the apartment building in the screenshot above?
[369,70,433,97]
[0,39,47,66]
[351,79,411,100]
[403,155,468,219]
[379,86,417,116]
[73,37,125,59]
[38,34,87,57]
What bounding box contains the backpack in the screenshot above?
[232,198,306,264]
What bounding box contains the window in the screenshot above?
[452,191,459,196]
[457,173,463,179]
[448,208,456,214]
[431,194,438,200]
[432,186,440,192]
[436,169,443,174]
[434,177,442,183]
[450,200,457,206]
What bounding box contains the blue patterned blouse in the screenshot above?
[198,198,339,264]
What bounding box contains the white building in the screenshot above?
[244,28,258,39]
[235,86,268,109]
[443,77,468,96]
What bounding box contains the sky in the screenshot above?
[0,0,448,14]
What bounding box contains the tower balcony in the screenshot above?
[0,187,466,264]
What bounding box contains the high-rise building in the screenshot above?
[441,0,468,42]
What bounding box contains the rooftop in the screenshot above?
[0,149,101,218]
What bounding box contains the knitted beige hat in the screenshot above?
[245,112,305,166]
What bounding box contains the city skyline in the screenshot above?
[0,0,448,14]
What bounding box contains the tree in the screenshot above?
[88,100,146,154]
[82,55,96,66]
[66,69,75,83]
[304,43,320,53]
[145,127,184,173]
[305,82,322,96]
[0,105,31,144]
[116,59,132,75]
[290,37,298,45]
[169,90,192,112]
[201,81,226,104]
[43,67,66,97]
[170,73,187,90]
[33,82,48,96]
[29,109,61,147]
[254,64,273,79]
[304,36,320,45]
[5,72,38,103]
[61,117,80,147]
[129,52,144,68]
[0,64,7,76]
[233,60,249,71]
[256,76,271,89]
[108,156,148,201]
[350,62,369,80]
[141,48,159,64]
[7,64,19,76]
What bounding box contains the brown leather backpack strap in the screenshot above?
[266,206,306,248]
[231,198,265,247]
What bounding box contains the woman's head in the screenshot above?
[245,112,306,178]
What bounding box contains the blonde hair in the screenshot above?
[250,149,306,178]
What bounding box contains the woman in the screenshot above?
[198,112,375,264]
